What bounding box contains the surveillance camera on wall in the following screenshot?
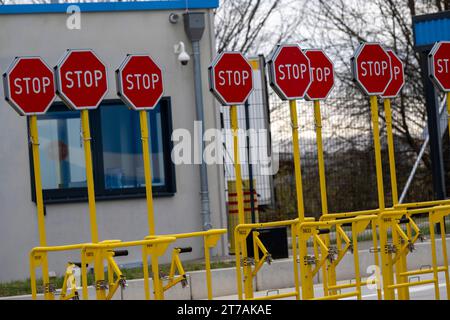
[169,13,180,24]
[174,41,190,66]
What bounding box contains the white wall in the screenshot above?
[0,8,227,281]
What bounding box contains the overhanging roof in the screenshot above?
[0,0,219,15]
[413,10,450,51]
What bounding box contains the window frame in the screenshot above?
[28,98,176,204]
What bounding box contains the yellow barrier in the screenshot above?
[144,229,227,300]
[377,206,450,300]
[29,237,176,300]
[298,215,378,300]
[233,219,303,300]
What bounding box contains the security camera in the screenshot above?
[169,13,180,24]
[174,41,190,66]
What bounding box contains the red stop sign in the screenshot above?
[209,52,253,106]
[382,50,405,98]
[55,49,108,110]
[352,43,392,96]
[429,41,450,92]
[3,57,56,116]
[116,55,164,110]
[268,44,312,100]
[305,49,334,100]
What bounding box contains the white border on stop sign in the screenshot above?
[428,41,450,92]
[54,48,109,110]
[115,53,165,111]
[351,42,393,96]
[303,48,335,101]
[208,51,254,106]
[3,56,56,116]
[381,49,405,99]
[267,43,313,101]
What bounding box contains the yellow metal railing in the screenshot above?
[29,236,176,300]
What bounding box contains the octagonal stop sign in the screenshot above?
[268,44,312,100]
[209,52,253,106]
[352,43,392,96]
[116,54,164,110]
[3,57,56,116]
[429,41,450,92]
[55,49,108,110]
[382,50,405,98]
[305,49,334,100]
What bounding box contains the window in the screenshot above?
[29,99,176,204]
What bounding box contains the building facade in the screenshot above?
[0,0,227,282]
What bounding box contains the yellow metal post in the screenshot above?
[80,109,105,300]
[383,98,398,205]
[290,225,300,300]
[351,222,362,300]
[439,218,450,299]
[29,116,53,300]
[204,237,213,300]
[231,105,253,299]
[289,100,306,222]
[384,98,410,299]
[314,101,328,215]
[370,96,385,211]
[313,100,336,295]
[139,110,163,300]
[429,219,441,300]
[371,220,382,300]
[139,110,156,235]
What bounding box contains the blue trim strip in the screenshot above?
[0,0,219,15]
[414,18,450,47]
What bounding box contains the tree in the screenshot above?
[214,0,307,56]
[302,0,450,169]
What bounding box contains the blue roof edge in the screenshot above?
[0,0,219,15]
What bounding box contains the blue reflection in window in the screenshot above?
[100,103,165,190]
[38,111,86,190]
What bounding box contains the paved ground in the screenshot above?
[215,272,449,300]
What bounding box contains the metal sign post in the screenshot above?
[352,42,394,299]
[268,44,312,299]
[116,54,164,300]
[381,50,405,206]
[304,49,335,296]
[209,51,254,299]
[55,49,108,300]
[381,49,409,300]
[352,42,393,212]
[268,44,312,223]
[3,56,56,300]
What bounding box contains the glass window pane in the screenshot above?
[100,103,165,190]
[38,111,86,190]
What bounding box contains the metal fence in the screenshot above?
[263,90,440,222]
